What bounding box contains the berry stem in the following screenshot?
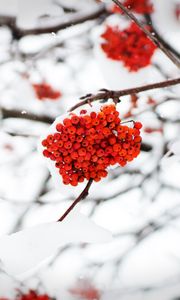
[58,179,93,222]
[120,120,134,125]
[111,0,180,69]
[69,77,180,111]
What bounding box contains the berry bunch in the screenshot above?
[33,83,61,100]
[41,104,142,186]
[144,127,163,134]
[111,0,153,15]
[175,4,180,20]
[101,23,157,72]
[70,285,100,300]
[17,291,51,300]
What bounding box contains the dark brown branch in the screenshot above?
[141,143,152,152]
[0,4,106,38]
[69,78,180,111]
[0,15,15,25]
[58,179,93,222]
[1,107,54,124]
[145,14,180,60]
[111,0,180,69]
[2,81,179,125]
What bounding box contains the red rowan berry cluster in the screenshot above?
[16,290,51,300]
[33,83,61,100]
[175,4,180,20]
[111,0,153,14]
[144,127,163,134]
[101,23,157,71]
[147,97,156,105]
[41,104,142,186]
[70,285,100,300]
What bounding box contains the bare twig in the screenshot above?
[1,107,54,124]
[111,0,180,68]
[0,4,106,38]
[58,179,93,222]
[145,14,180,60]
[69,77,180,111]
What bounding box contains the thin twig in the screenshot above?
[145,14,180,60]
[69,77,180,111]
[58,179,93,222]
[111,0,180,69]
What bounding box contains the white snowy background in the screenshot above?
[0,0,180,299]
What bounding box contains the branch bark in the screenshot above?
[1,107,54,124]
[145,14,180,60]
[0,4,106,38]
[69,77,180,111]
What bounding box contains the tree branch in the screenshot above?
[69,77,180,111]
[58,179,93,222]
[111,0,180,69]
[1,107,54,124]
[145,14,180,60]
[0,4,107,38]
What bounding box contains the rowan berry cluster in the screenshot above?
[41,104,142,186]
[16,290,51,300]
[144,127,163,134]
[175,4,180,20]
[101,23,157,71]
[111,0,153,14]
[33,83,61,100]
[70,285,100,300]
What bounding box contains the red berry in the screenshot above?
[134,122,142,129]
